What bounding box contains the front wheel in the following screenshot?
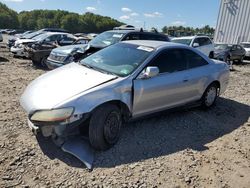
[89,104,122,150]
[209,51,214,59]
[41,56,49,68]
[201,83,219,108]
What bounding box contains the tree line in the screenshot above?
[0,2,124,33]
[1,2,215,35]
[162,25,215,36]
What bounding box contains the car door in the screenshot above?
[230,45,239,60]
[194,37,208,56]
[60,34,76,46]
[183,49,210,99]
[133,48,195,117]
[236,45,246,59]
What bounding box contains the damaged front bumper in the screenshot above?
[27,114,94,170]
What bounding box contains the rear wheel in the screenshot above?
[89,104,122,150]
[239,56,245,64]
[201,83,219,108]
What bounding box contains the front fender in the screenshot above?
[54,79,133,115]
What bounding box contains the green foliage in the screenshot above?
[0,2,19,29]
[0,2,124,33]
[162,25,215,36]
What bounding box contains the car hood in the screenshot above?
[214,49,228,54]
[16,39,36,45]
[20,63,117,113]
[52,44,88,55]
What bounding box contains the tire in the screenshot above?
[89,104,122,150]
[239,56,245,64]
[201,83,219,109]
[41,56,49,68]
[225,55,231,65]
[209,51,214,59]
[32,60,40,67]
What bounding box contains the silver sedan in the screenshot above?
[20,40,230,152]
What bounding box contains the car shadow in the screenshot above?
[36,134,86,168]
[36,97,250,169]
[0,57,9,63]
[94,97,250,168]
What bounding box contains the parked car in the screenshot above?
[46,29,170,69]
[0,32,3,42]
[7,28,69,49]
[171,36,215,58]
[240,42,250,60]
[20,40,229,168]
[10,32,75,59]
[24,33,78,67]
[213,43,246,64]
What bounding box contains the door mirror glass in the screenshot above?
[193,42,199,47]
[138,66,159,79]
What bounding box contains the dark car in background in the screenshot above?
[214,43,246,64]
[46,29,170,69]
[24,32,77,67]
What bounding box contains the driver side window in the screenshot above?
[149,49,187,73]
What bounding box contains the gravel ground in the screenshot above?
[0,35,250,188]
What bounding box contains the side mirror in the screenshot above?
[138,66,159,79]
[193,43,199,47]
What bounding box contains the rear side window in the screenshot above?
[150,49,187,73]
[140,33,169,41]
[197,37,212,46]
[124,33,140,40]
[184,49,208,69]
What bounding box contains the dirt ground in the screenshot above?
[0,34,250,188]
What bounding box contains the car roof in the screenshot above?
[122,40,184,49]
[173,35,209,40]
[241,42,250,44]
[105,30,165,35]
[43,32,71,35]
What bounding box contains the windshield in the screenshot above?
[89,31,124,48]
[80,43,154,77]
[172,38,192,45]
[32,33,49,41]
[241,43,250,48]
[23,31,43,39]
[215,44,229,50]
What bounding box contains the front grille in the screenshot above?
[48,53,67,62]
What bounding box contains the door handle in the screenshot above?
[183,79,189,82]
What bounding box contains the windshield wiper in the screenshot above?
[80,62,118,77]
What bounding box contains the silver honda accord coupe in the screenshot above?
[20,40,230,151]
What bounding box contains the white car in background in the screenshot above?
[172,36,215,58]
[240,42,250,59]
[10,32,75,58]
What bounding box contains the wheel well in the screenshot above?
[92,100,131,121]
[210,80,220,89]
[208,51,214,59]
[207,81,221,95]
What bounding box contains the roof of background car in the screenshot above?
[106,30,166,35]
[172,36,210,40]
[122,40,184,49]
[42,32,72,35]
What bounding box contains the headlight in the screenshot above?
[17,44,23,48]
[30,107,74,122]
